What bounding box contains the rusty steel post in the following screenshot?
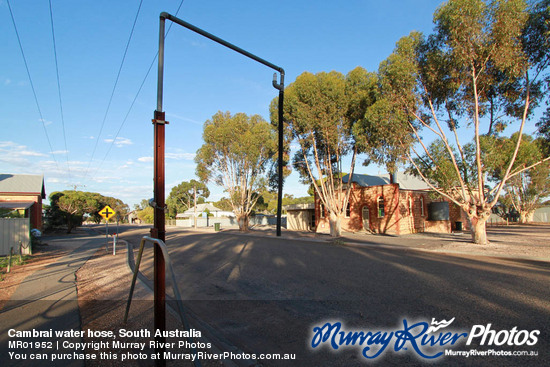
[152,15,167,367]
[152,110,167,366]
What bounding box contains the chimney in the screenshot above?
[389,170,398,185]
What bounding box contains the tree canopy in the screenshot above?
[47,191,129,233]
[166,180,210,218]
[272,67,378,237]
[355,0,550,244]
[195,111,276,231]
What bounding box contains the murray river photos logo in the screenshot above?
[310,318,540,361]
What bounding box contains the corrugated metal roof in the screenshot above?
[0,201,34,210]
[0,174,45,198]
[343,172,430,191]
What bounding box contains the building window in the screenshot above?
[377,197,385,218]
[408,196,413,216]
[420,196,425,216]
[320,203,325,218]
[345,203,351,218]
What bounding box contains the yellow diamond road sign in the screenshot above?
[99,205,115,221]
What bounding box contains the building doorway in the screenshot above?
[362,205,370,231]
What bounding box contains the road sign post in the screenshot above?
[99,205,116,251]
[105,221,108,251]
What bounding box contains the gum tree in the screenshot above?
[358,0,549,244]
[271,68,377,237]
[166,180,210,218]
[486,134,550,223]
[195,111,276,231]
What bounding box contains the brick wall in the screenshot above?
[315,184,467,235]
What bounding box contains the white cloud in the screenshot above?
[4,78,11,86]
[39,118,53,126]
[0,141,47,165]
[165,113,202,125]
[138,156,153,163]
[104,137,133,148]
[166,152,196,161]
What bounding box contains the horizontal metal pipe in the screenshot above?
[160,12,285,76]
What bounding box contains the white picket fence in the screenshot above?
[0,218,31,256]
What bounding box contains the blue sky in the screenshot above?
[1,0,454,207]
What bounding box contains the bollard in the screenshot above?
[113,233,117,255]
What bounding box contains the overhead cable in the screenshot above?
[6,0,62,174]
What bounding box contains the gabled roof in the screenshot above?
[179,203,223,216]
[342,172,430,191]
[0,174,46,198]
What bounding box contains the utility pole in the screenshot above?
[193,185,197,229]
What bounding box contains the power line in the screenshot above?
[48,0,72,180]
[83,0,144,180]
[6,0,62,174]
[90,0,187,177]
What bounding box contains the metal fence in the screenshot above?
[533,207,550,223]
[175,215,286,229]
[0,218,31,256]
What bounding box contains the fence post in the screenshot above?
[7,247,13,273]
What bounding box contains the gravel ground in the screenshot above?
[76,241,230,367]
[2,225,548,366]
[74,224,549,366]
[223,224,550,260]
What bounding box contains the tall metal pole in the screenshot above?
[273,74,285,237]
[152,16,167,366]
[152,11,285,364]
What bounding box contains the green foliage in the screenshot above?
[0,254,31,273]
[274,67,378,236]
[166,180,210,218]
[281,70,352,183]
[46,191,129,233]
[486,133,550,220]
[537,108,550,155]
[195,111,276,230]
[137,206,154,224]
[365,0,550,244]
[0,208,24,218]
[211,198,231,212]
[253,191,314,214]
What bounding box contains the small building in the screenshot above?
[284,203,315,231]
[176,203,234,218]
[315,172,469,235]
[0,174,46,230]
[126,210,142,224]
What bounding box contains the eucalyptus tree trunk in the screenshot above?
[237,213,249,232]
[469,216,488,245]
[328,212,343,237]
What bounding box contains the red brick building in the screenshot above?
[315,172,469,235]
[0,174,46,230]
